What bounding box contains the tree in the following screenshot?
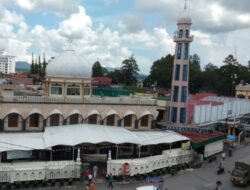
[189,54,202,93]
[223,54,239,65]
[92,61,104,77]
[121,55,139,86]
[107,69,123,84]
[144,54,174,88]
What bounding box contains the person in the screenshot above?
[89,181,95,190]
[107,173,114,188]
[216,180,223,190]
[93,165,98,178]
[222,152,225,161]
[88,173,93,185]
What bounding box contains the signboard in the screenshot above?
[7,150,32,160]
[82,154,107,162]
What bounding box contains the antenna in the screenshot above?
[184,0,187,10]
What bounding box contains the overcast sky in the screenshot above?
[0,0,250,74]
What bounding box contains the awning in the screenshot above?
[0,124,190,152]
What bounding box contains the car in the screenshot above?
[135,185,158,190]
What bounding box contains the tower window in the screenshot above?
[178,30,183,38]
[181,86,187,102]
[184,43,189,60]
[175,64,180,80]
[180,108,186,123]
[185,30,190,38]
[171,107,177,123]
[182,64,188,81]
[173,86,179,102]
[177,43,182,59]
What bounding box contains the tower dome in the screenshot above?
[177,7,192,24]
[46,49,91,78]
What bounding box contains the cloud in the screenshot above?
[11,0,79,15]
[58,6,92,39]
[118,13,144,33]
[135,0,250,34]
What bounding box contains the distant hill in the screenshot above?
[16,61,30,72]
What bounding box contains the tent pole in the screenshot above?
[116,145,118,159]
[50,149,53,161]
[138,145,141,158]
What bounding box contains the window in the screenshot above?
[67,84,80,96]
[185,30,189,38]
[141,115,149,127]
[50,114,60,126]
[178,30,183,38]
[173,86,179,102]
[181,86,187,102]
[106,115,115,126]
[83,84,91,96]
[29,113,40,127]
[124,115,132,127]
[69,114,79,124]
[182,64,188,81]
[171,107,177,122]
[51,83,62,95]
[184,43,189,60]
[8,113,18,127]
[177,43,182,59]
[175,64,180,80]
[180,108,186,123]
[88,114,97,124]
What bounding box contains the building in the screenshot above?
[0,50,15,74]
[235,84,250,99]
[169,5,193,126]
[92,77,112,87]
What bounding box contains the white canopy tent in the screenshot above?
[0,124,189,152]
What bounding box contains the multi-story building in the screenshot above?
[0,50,15,74]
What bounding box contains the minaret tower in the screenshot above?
[169,0,193,126]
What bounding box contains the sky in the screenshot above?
[0,0,250,75]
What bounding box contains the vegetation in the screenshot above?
[91,53,250,97]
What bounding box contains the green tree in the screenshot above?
[144,54,174,88]
[223,54,239,65]
[107,69,123,84]
[121,55,139,86]
[189,54,202,93]
[92,61,104,77]
[200,63,219,93]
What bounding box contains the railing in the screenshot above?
[0,161,81,183]
[0,96,159,105]
[107,148,193,176]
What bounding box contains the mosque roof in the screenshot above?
[46,49,91,79]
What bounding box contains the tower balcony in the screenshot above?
[173,35,193,43]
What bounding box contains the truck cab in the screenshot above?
[231,156,250,186]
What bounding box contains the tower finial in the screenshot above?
[184,0,187,10]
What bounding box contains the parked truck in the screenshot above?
[231,155,250,187]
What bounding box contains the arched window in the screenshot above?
[8,113,18,127]
[69,114,79,124]
[50,114,60,126]
[106,115,115,126]
[124,115,132,127]
[140,115,149,127]
[88,114,97,124]
[29,113,40,127]
[51,83,62,95]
